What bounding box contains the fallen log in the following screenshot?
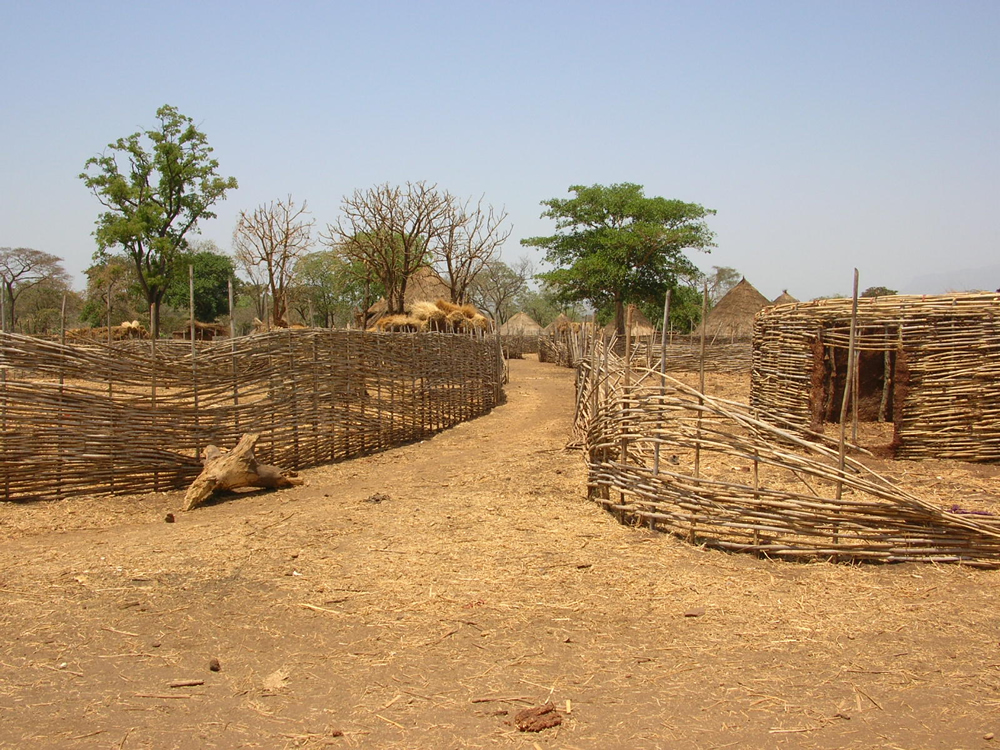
[183,433,302,511]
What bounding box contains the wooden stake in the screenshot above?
[190,265,201,462]
[834,269,860,545]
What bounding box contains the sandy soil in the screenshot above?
[1,355,999,749]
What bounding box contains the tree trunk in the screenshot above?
[183,433,302,511]
[614,294,625,337]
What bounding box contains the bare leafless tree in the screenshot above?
[232,196,314,327]
[0,247,70,332]
[435,196,512,305]
[324,182,452,317]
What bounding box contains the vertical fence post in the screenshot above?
[653,291,670,478]
[694,282,708,479]
[106,281,114,495]
[834,269,860,547]
[288,328,300,466]
[190,264,201,464]
[57,293,67,498]
[229,279,240,437]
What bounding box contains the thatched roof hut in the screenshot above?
[172,321,229,341]
[499,312,542,336]
[693,278,770,342]
[366,267,454,321]
[771,290,799,306]
[751,292,1000,462]
[544,313,574,334]
[601,305,657,337]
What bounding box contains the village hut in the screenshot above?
[544,313,575,334]
[601,305,657,338]
[499,311,543,358]
[172,321,229,341]
[365,267,454,326]
[751,292,1000,462]
[693,278,771,342]
[771,290,799,306]
[499,312,542,336]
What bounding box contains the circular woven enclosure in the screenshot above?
[751,293,1000,463]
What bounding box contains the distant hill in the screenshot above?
[904,264,1000,294]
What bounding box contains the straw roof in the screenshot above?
[367,267,454,318]
[771,290,799,306]
[693,278,771,341]
[544,313,573,333]
[601,305,657,337]
[499,312,543,335]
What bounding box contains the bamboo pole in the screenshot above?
[106,280,114,494]
[653,291,670,476]
[190,264,201,462]
[228,278,240,433]
[151,302,159,491]
[694,282,708,478]
[834,269,860,545]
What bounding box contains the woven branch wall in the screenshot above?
[575,348,1000,568]
[541,329,752,375]
[0,329,505,502]
[752,293,1000,462]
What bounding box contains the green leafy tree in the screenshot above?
[80,104,238,338]
[12,277,81,335]
[515,283,585,328]
[80,257,145,328]
[861,285,898,298]
[164,240,237,322]
[469,257,532,324]
[522,183,716,335]
[291,250,374,327]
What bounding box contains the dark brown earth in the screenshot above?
[1,356,999,749]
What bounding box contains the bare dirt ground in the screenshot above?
[2,356,999,749]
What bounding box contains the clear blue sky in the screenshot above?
[2,0,997,300]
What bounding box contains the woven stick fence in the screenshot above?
[574,345,1000,568]
[752,293,1000,462]
[541,328,752,374]
[0,329,504,502]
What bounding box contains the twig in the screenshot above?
[375,714,404,729]
[298,603,344,615]
[853,683,884,710]
[135,693,193,700]
[102,626,140,637]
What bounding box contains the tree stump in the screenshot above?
[183,433,302,511]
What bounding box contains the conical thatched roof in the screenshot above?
[772,290,799,306]
[602,305,657,337]
[499,311,542,335]
[544,313,573,333]
[694,278,771,341]
[367,267,454,318]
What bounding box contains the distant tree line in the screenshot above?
[4,106,734,338]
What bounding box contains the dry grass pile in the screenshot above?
[64,320,149,342]
[373,300,490,334]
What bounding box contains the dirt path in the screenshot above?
[1,356,998,749]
